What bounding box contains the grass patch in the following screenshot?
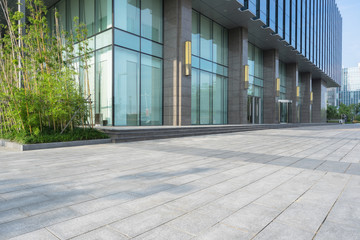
[0,128,109,144]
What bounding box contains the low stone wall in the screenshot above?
[0,139,111,151]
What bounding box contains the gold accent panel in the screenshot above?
[244,64,249,89]
[185,41,191,76]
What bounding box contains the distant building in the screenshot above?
[328,64,360,107]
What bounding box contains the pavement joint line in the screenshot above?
[339,141,359,162]
[44,227,61,240]
[62,163,277,239]
[249,171,331,240]
[311,174,353,240]
[0,160,264,230]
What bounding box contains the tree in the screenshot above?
[338,104,354,122]
[0,0,91,136]
[326,105,339,120]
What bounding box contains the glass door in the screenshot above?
[248,96,262,124]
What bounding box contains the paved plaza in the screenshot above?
[0,125,360,239]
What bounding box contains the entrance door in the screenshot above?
[279,100,292,123]
[248,96,261,124]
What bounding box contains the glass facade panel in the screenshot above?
[141,38,163,58]
[96,29,112,50]
[67,0,79,34]
[248,43,264,124]
[213,23,223,65]
[114,47,140,126]
[200,71,212,125]
[213,76,227,124]
[141,0,163,43]
[277,0,284,38]
[192,11,200,56]
[140,55,163,125]
[96,46,113,125]
[114,29,140,51]
[279,61,287,99]
[115,0,140,35]
[192,10,228,125]
[96,0,112,33]
[80,0,95,36]
[191,69,200,125]
[200,15,212,61]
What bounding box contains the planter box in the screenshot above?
[0,138,111,151]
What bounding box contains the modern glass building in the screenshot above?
[6,0,342,126]
[328,64,360,107]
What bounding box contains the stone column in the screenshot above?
[285,63,298,123]
[300,72,312,123]
[312,79,327,123]
[228,27,248,124]
[163,0,192,126]
[263,49,279,124]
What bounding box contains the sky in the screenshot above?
[335,0,360,68]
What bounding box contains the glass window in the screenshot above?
[191,69,200,124]
[200,71,212,125]
[114,29,140,51]
[55,0,66,31]
[114,47,140,126]
[200,15,212,61]
[213,23,223,65]
[213,76,227,124]
[192,11,200,56]
[96,0,112,33]
[141,38,162,58]
[67,0,79,34]
[115,0,140,35]
[80,0,95,36]
[96,29,112,50]
[141,0,163,43]
[192,11,228,125]
[79,54,95,123]
[140,55,163,125]
[96,46,113,125]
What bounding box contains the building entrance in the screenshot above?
[247,96,261,124]
[278,100,292,123]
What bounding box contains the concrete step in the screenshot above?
[97,123,333,143]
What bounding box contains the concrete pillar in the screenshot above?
[300,73,312,123]
[263,49,279,124]
[285,63,299,123]
[163,0,192,126]
[312,79,327,123]
[228,27,248,124]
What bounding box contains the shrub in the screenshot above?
[0,0,93,138]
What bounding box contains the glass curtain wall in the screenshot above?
[248,43,264,123]
[191,11,228,125]
[279,61,286,99]
[114,0,163,126]
[47,0,113,125]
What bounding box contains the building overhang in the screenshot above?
[192,0,340,88]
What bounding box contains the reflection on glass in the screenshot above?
[96,46,113,125]
[200,15,212,61]
[141,0,163,43]
[200,71,212,125]
[96,0,112,33]
[114,47,140,126]
[80,0,95,36]
[115,0,140,34]
[140,55,163,125]
[191,69,200,125]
